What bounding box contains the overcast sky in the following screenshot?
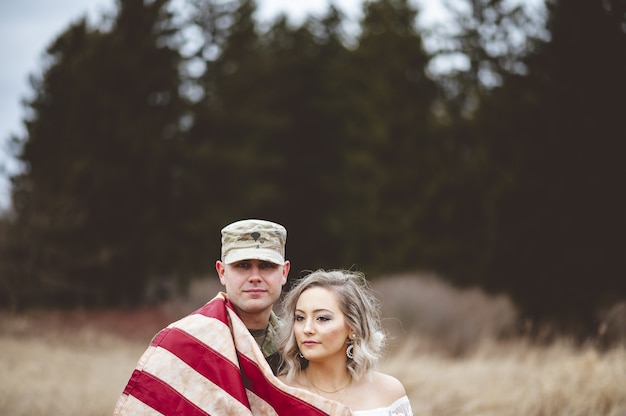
[0,0,449,210]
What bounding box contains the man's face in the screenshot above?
[216,259,289,326]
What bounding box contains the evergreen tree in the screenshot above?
[8,0,186,307]
[259,8,356,272]
[332,0,439,274]
[485,0,626,331]
[186,1,356,273]
[433,0,541,286]
[181,0,282,267]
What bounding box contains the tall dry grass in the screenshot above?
[1,274,625,416]
[0,330,145,415]
[384,339,626,416]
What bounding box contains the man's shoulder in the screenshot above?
[268,310,283,327]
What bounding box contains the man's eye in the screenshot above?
[260,262,278,269]
[235,262,250,268]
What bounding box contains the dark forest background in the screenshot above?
[0,0,624,337]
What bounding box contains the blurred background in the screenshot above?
[0,1,625,414]
[2,0,624,337]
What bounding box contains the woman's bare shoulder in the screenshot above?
[347,372,407,411]
[364,372,407,402]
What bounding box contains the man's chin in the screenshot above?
[243,297,272,309]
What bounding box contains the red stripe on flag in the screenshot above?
[126,370,210,416]
[194,297,230,323]
[150,327,169,346]
[158,327,250,407]
[122,367,142,397]
[239,355,331,416]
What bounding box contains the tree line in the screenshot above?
[0,0,624,336]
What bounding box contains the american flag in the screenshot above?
[113,293,352,415]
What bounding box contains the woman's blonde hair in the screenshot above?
[278,269,385,381]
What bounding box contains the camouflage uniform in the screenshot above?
[258,311,283,374]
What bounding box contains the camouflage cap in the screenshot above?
[221,219,287,265]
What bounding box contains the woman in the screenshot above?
[278,269,413,415]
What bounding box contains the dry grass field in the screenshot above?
[1,275,625,416]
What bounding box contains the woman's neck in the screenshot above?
[304,361,352,393]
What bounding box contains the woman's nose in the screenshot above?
[303,319,314,333]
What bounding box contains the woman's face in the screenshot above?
[293,286,352,363]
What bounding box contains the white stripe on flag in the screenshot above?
[143,347,252,415]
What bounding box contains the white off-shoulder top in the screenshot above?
[352,396,413,416]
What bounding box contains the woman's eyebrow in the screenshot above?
[295,308,334,314]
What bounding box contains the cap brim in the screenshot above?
[224,248,285,265]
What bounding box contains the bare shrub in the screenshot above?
[597,301,626,349]
[371,273,518,355]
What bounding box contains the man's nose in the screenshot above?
[248,265,262,280]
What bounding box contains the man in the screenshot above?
[216,219,290,373]
[113,219,350,416]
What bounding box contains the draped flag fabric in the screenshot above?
[113,292,353,415]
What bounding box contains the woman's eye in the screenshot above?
[294,315,305,322]
[317,316,331,322]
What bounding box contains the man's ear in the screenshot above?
[281,260,291,285]
[215,260,226,285]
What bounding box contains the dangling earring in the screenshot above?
[298,351,305,359]
[346,344,354,359]
[346,333,356,359]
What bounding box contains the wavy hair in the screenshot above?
[278,269,385,382]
